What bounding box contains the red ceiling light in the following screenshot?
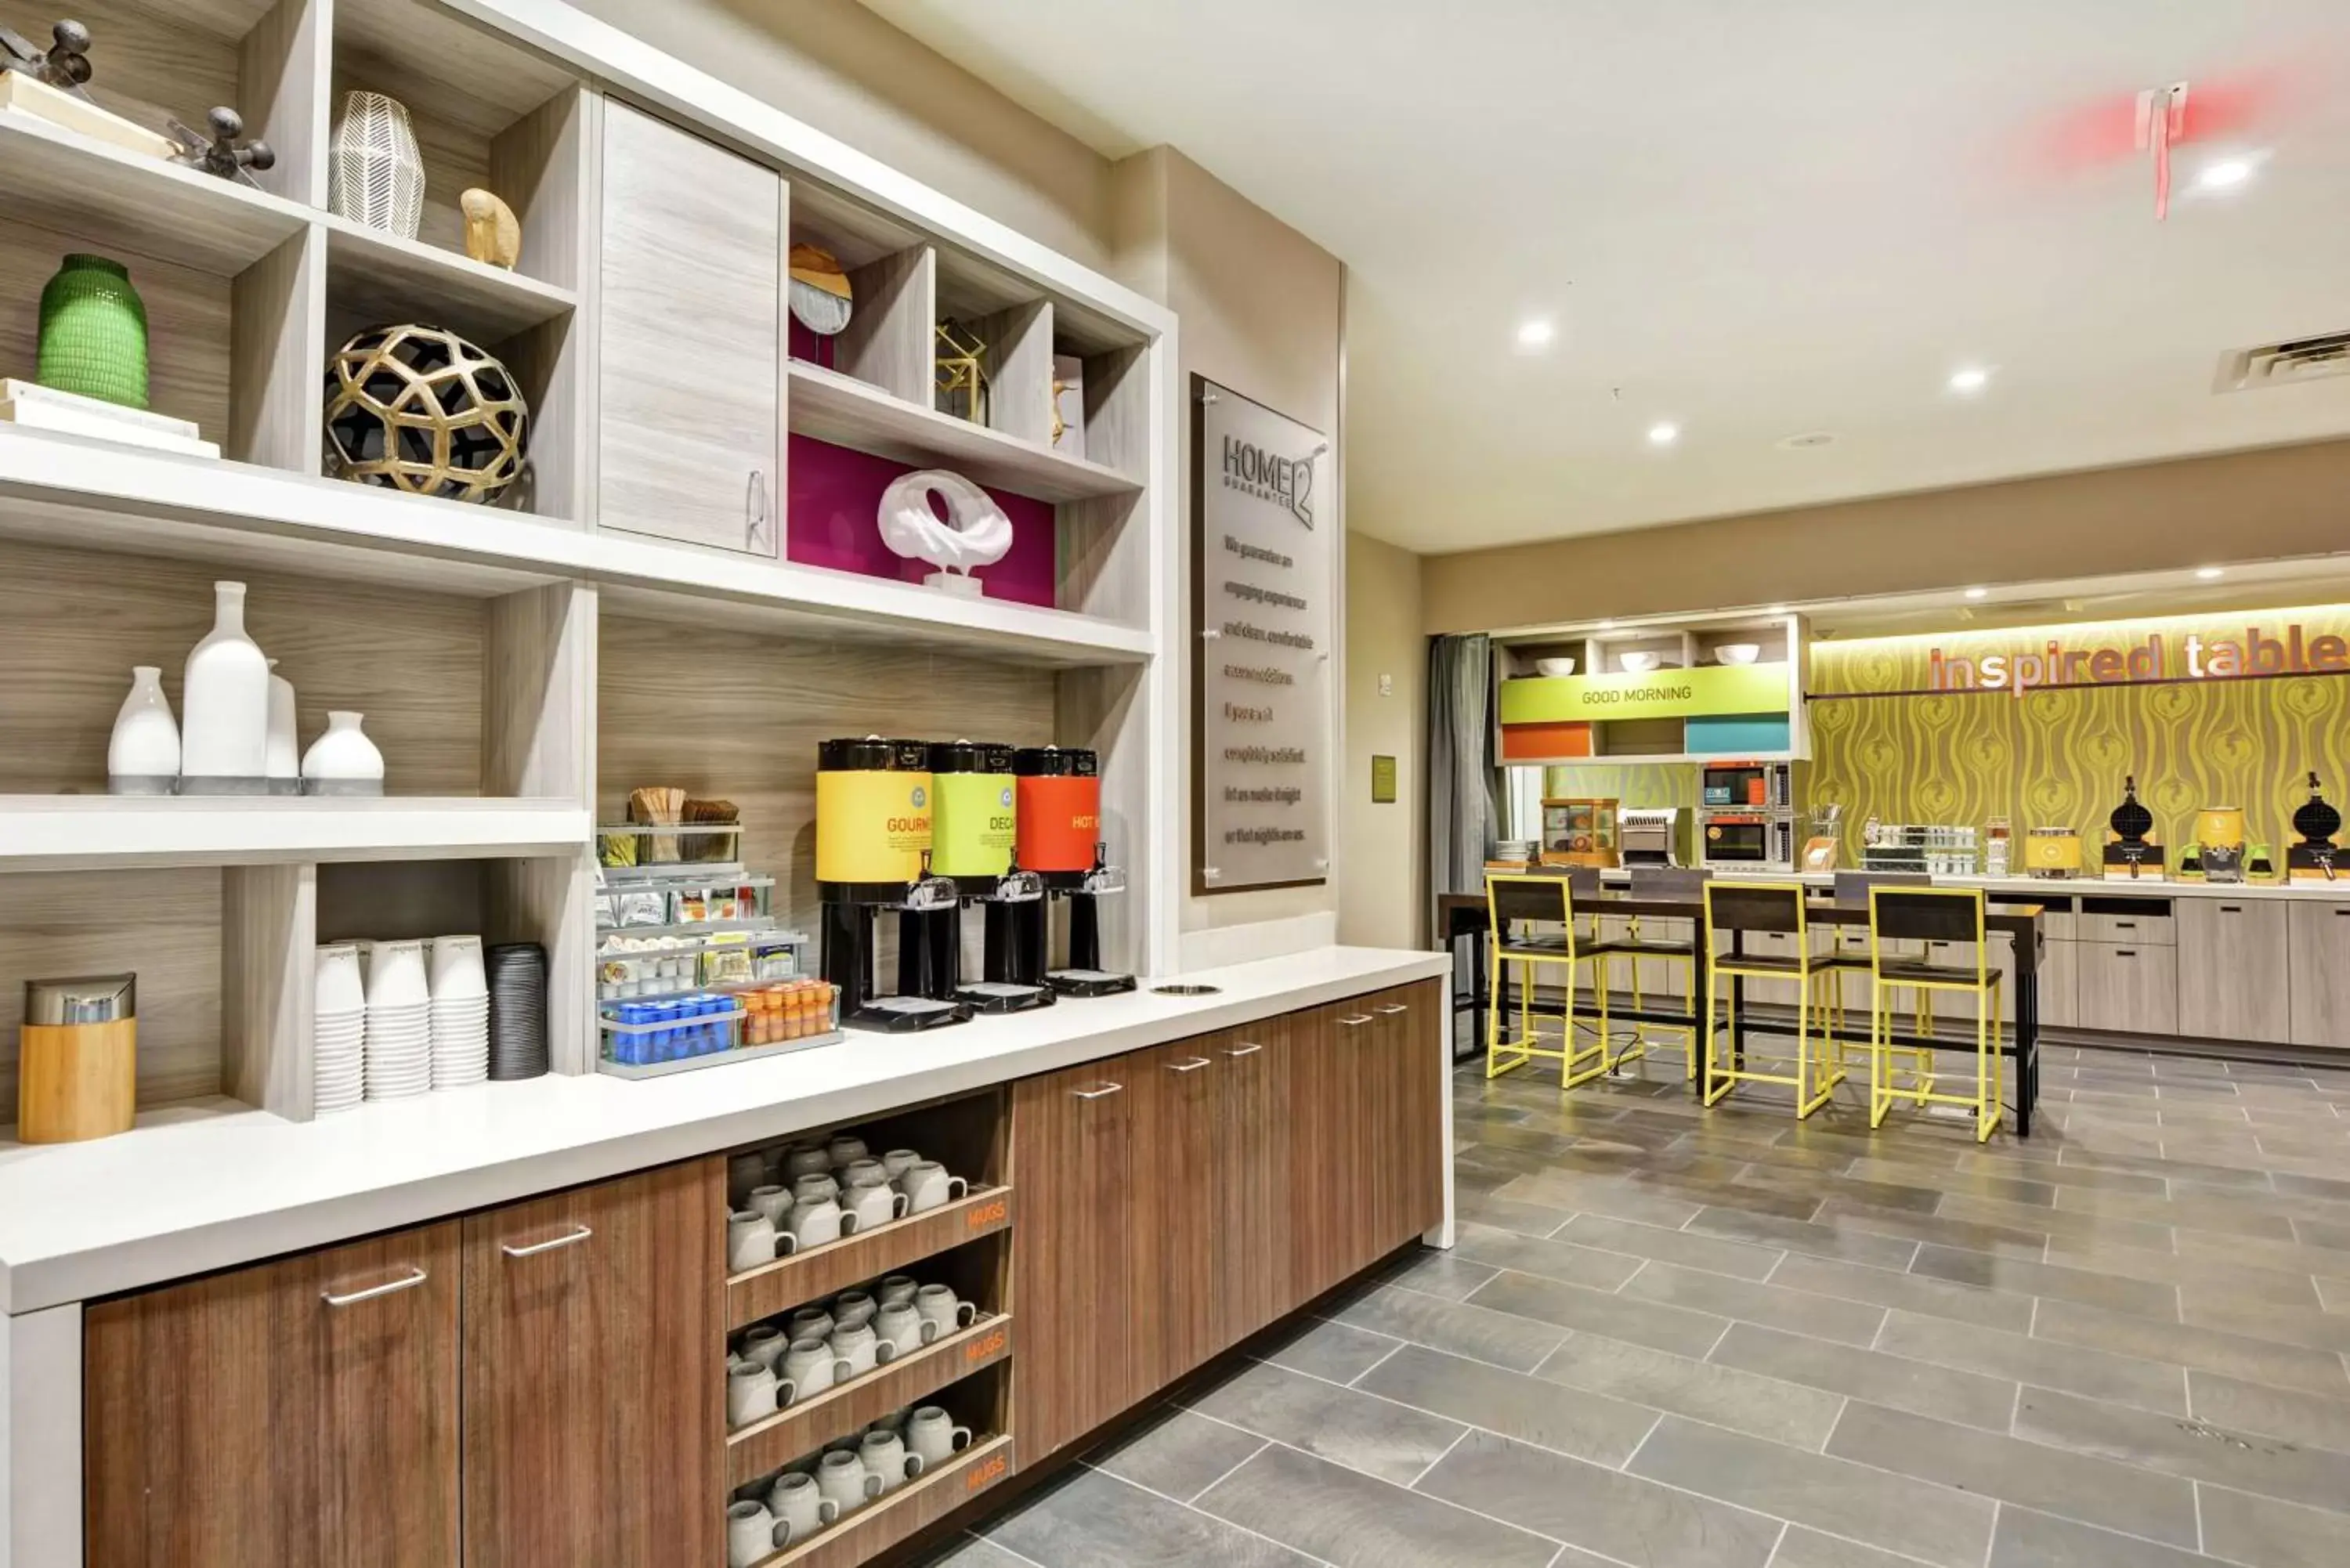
[2136,81,2188,219]
[2026,67,2283,219]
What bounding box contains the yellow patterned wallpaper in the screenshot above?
[1542,763,1700,809]
[1809,609,2350,860]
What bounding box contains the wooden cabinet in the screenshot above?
[461,1158,723,1568]
[2288,901,2350,1048]
[2074,941,2179,1037]
[2178,898,2292,1043]
[1137,1035,1218,1387]
[85,1221,462,1567]
[1372,983,1447,1248]
[598,99,783,554]
[1214,1015,1292,1346]
[1010,1056,1146,1461]
[1286,999,1359,1302]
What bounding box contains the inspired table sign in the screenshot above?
[1194,375,1330,893]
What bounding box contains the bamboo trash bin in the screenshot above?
[18,975,137,1142]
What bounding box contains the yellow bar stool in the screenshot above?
[1817,871,1936,1082]
[1701,881,1838,1118]
[1602,866,1707,1082]
[1484,870,1623,1089]
[1864,886,2004,1141]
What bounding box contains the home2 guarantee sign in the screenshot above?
[1194,375,1330,893]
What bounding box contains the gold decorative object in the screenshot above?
[935,318,990,425]
[459,188,521,269]
[324,323,529,504]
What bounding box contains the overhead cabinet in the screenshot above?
[597,100,784,555]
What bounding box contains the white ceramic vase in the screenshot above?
[328,91,425,240]
[302,711,385,796]
[107,666,179,795]
[179,580,270,792]
[265,659,299,796]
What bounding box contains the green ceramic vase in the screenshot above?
[38,254,150,410]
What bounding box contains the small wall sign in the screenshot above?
[1371,754,1397,803]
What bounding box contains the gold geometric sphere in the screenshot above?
[324,323,529,504]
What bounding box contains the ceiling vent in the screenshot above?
[2214,332,2350,393]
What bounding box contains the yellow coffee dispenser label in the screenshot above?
[815,771,931,883]
[931,772,1016,879]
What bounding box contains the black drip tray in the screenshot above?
[1151,983,1222,996]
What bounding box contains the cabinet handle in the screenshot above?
[1224,1042,1264,1057]
[1374,1003,1408,1015]
[321,1266,428,1307]
[1072,1082,1123,1100]
[1338,1014,1374,1028]
[745,469,770,549]
[1168,1057,1212,1073]
[2114,921,2135,930]
[501,1225,594,1259]
[2220,905,2243,914]
[2116,950,2135,959]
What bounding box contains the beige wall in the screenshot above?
[1107,150,1350,952]
[569,0,1114,266]
[1339,534,1426,949]
[1423,439,2350,634]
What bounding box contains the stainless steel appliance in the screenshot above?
[1701,759,1795,810]
[1619,807,1682,866]
[1697,811,1795,869]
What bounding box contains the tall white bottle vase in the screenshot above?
[328,91,425,240]
[265,659,300,796]
[107,666,179,795]
[179,580,271,793]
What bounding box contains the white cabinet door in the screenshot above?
[2287,901,2350,1048]
[2176,898,2291,1044]
[598,101,782,554]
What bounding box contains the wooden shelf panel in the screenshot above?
[751,1433,1015,1568]
[727,1186,1012,1330]
[0,797,587,873]
[787,362,1140,505]
[322,220,579,343]
[727,1313,1011,1487]
[0,110,312,276]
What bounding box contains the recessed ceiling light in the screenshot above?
[1964,587,1989,600]
[1516,319,1555,348]
[1947,367,1991,395]
[2196,565,2226,580]
[1647,421,1680,446]
[2198,159,2253,190]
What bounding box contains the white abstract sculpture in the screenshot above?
[877,468,1013,598]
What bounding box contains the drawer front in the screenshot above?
[2177,898,2291,1044]
[2287,901,2350,1048]
[2080,905,2175,946]
[2075,941,2179,1036]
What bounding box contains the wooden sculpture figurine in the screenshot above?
[0,18,94,98]
[460,189,522,270]
[166,107,275,186]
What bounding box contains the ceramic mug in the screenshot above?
[877,1274,920,1308]
[783,1143,833,1180]
[830,1320,894,1376]
[747,1185,794,1228]
[840,1158,890,1190]
[727,1500,788,1568]
[727,1358,797,1430]
[915,1283,979,1335]
[765,1470,837,1544]
[906,1406,974,1469]
[783,1335,852,1397]
[727,1151,768,1208]
[738,1324,790,1374]
[827,1133,870,1169]
[790,1172,841,1208]
[788,1306,837,1343]
[867,1406,911,1435]
[859,1429,921,1494]
[880,1147,923,1181]
[874,1301,937,1359]
[790,1196,857,1248]
[727,1211,792,1273]
[898,1161,969,1214]
[833,1288,876,1322]
[815,1448,882,1515]
[846,1181,908,1232]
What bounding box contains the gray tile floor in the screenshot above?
[926,1039,2350,1567]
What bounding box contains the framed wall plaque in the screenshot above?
[1191,374,1331,894]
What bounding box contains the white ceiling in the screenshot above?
[859,0,2350,554]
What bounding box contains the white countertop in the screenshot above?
[1661,868,2350,902]
[0,945,1448,1313]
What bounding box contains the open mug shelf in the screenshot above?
[727,1311,1013,1487]
[727,1186,1014,1331]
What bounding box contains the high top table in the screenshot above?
[1438,886,2045,1136]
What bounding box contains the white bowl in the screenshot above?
[1716,643,1762,666]
[1535,657,1577,677]
[1620,651,1662,674]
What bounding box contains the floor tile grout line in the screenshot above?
[1184,1435,1272,1506]
[1093,1444,1347,1566]
[1403,1425,1470,1490]
[1239,1430,1571,1555]
[1760,1519,1791,1568]
[956,1526,1054,1568]
[1341,1339,1407,1388]
[1612,1409,1668,1475]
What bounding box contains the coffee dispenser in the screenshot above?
[929,739,1053,1013]
[815,736,971,1032]
[1012,746,1136,998]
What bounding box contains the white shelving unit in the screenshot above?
[0,0,1178,1136]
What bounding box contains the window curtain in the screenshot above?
[1426,634,1496,1053]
